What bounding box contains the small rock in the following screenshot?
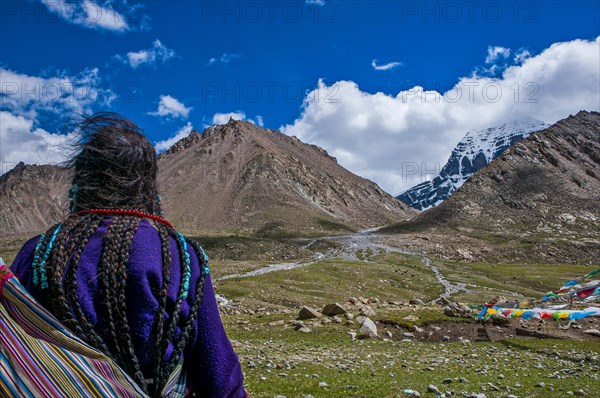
[345,313,354,320]
[403,315,420,322]
[296,327,312,333]
[498,374,505,379]
[318,382,328,388]
[268,320,285,326]
[386,330,393,338]
[298,306,321,320]
[437,297,451,306]
[358,317,379,339]
[348,331,357,340]
[442,335,450,342]
[368,297,380,304]
[332,316,343,323]
[535,382,545,388]
[459,378,469,383]
[322,303,346,316]
[488,383,500,391]
[574,390,585,396]
[409,298,424,305]
[403,332,415,338]
[427,385,440,393]
[583,328,600,337]
[442,378,452,384]
[444,306,456,317]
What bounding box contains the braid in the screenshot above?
[112,217,147,391]
[160,228,189,357]
[41,217,88,334]
[161,238,208,380]
[150,224,173,396]
[63,214,111,354]
[98,216,129,365]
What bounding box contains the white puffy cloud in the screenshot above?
[514,49,532,64]
[282,37,600,194]
[0,66,113,119]
[123,40,175,69]
[148,95,191,119]
[371,59,402,71]
[40,0,148,32]
[0,111,76,173]
[210,111,247,125]
[306,0,326,5]
[204,111,265,128]
[485,46,511,63]
[154,122,193,153]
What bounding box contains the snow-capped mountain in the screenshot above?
[396,118,550,211]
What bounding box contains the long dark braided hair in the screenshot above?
[32,113,208,396]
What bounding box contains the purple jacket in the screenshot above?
[10,217,246,398]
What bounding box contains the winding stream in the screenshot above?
[216,229,523,300]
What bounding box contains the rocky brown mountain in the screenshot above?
[0,162,71,236]
[382,111,600,264]
[157,119,414,235]
[0,119,413,237]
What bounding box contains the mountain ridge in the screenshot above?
[383,110,600,264]
[397,118,549,210]
[0,119,414,237]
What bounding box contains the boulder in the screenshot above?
[357,317,378,339]
[322,303,347,316]
[298,306,322,320]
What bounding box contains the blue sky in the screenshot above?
[1,0,599,193]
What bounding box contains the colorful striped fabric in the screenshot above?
[0,263,150,398]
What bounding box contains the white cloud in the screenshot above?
[124,40,175,69]
[514,49,532,64]
[154,122,193,153]
[306,0,326,5]
[485,46,511,63]
[204,111,266,128]
[148,95,191,119]
[206,53,242,66]
[371,59,402,71]
[0,66,113,119]
[282,37,600,194]
[0,111,77,173]
[40,0,148,32]
[210,111,247,125]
